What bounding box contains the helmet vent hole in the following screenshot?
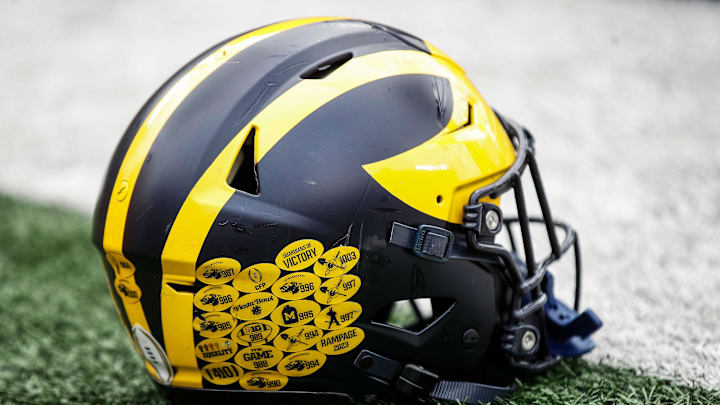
[227,126,259,195]
[300,52,353,80]
[372,297,454,334]
[436,195,443,204]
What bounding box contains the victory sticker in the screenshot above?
[114,277,141,303]
[200,362,243,385]
[194,284,239,312]
[239,370,288,391]
[193,311,237,338]
[313,246,360,278]
[270,300,321,327]
[196,257,241,285]
[275,239,324,271]
[272,325,323,353]
[195,338,238,363]
[232,263,280,293]
[106,252,136,278]
[314,275,361,305]
[271,272,320,300]
[278,350,326,377]
[316,326,365,356]
[231,320,279,346]
[314,301,362,330]
[230,292,278,321]
[235,345,283,370]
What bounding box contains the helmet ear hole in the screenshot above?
[372,297,454,333]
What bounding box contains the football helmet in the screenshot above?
[92,17,602,404]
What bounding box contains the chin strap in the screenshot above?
[354,350,511,403]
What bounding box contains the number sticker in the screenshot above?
[200,362,243,385]
[193,311,237,338]
[270,300,321,328]
[313,275,361,305]
[314,301,362,330]
[239,370,288,391]
[196,257,241,285]
[313,246,359,278]
[194,284,239,312]
[271,272,320,300]
[272,325,323,353]
[277,350,326,377]
[231,320,280,346]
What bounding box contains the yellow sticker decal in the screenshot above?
[275,239,324,271]
[230,292,278,321]
[277,350,327,377]
[195,338,238,363]
[314,301,362,331]
[235,345,283,370]
[195,257,241,285]
[314,275,361,305]
[239,370,288,391]
[106,252,135,278]
[194,284,239,312]
[114,277,141,303]
[271,272,320,300]
[270,300,321,328]
[193,311,237,338]
[273,325,323,353]
[316,326,365,356]
[313,246,360,278]
[200,362,243,385]
[231,320,280,346]
[232,263,281,293]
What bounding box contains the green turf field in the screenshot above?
[0,194,717,405]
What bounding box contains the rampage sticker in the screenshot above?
[316,327,365,356]
[230,292,278,321]
[271,272,320,300]
[235,345,283,370]
[278,350,326,377]
[272,325,323,353]
[231,320,280,346]
[200,362,243,385]
[314,275,361,305]
[239,370,288,391]
[270,300,321,327]
[313,246,360,278]
[314,301,362,331]
[195,338,238,363]
[194,284,239,312]
[114,277,141,303]
[193,311,237,338]
[275,239,324,271]
[196,257,241,285]
[232,263,281,293]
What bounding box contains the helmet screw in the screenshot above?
[521,330,537,352]
[485,210,500,231]
[358,355,373,369]
[462,328,480,349]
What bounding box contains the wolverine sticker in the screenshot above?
[271,272,320,300]
[194,284,239,312]
[316,326,365,356]
[230,292,278,321]
[239,370,288,391]
[270,300,321,327]
[200,362,243,385]
[232,263,281,293]
[193,311,237,338]
[231,320,280,346]
[275,239,324,271]
[235,345,283,370]
[114,277,141,303]
[195,338,238,363]
[315,301,362,330]
[272,325,323,353]
[196,257,241,285]
[314,275,361,305]
[313,246,360,278]
[277,350,326,377]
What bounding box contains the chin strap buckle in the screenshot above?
[394,364,439,400]
[388,222,454,263]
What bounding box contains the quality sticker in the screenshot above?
[277,350,326,377]
[194,284,239,312]
[314,275,361,305]
[276,239,324,271]
[230,292,278,321]
[314,301,362,330]
[195,338,238,363]
[200,362,243,385]
[196,257,241,285]
[193,311,237,338]
[272,325,323,353]
[313,246,359,278]
[231,320,279,346]
[235,345,283,370]
[239,370,288,391]
[316,326,365,356]
[270,300,321,328]
[271,272,320,300]
[232,263,280,293]
[114,277,141,303]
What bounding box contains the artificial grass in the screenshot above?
[0,194,717,405]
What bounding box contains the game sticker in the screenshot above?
[232,263,281,293]
[230,292,278,321]
[231,320,280,346]
[196,257,241,285]
[316,326,365,356]
[275,239,324,271]
[277,350,327,377]
[235,345,283,370]
[314,275,361,305]
[200,362,244,385]
[114,277,142,303]
[271,272,320,300]
[314,301,362,331]
[239,370,288,391]
[270,300,321,328]
[194,284,239,312]
[272,325,323,353]
[132,324,174,385]
[313,246,360,278]
[106,252,135,278]
[195,338,238,363]
[193,311,237,338]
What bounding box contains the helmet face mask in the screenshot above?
[93,17,601,403]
